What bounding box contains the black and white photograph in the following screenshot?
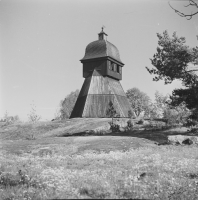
[0,0,198,199]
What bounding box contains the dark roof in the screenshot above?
[81,39,123,63]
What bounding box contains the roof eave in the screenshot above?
[80,56,124,65]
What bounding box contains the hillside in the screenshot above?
[0,118,191,155]
[1,118,198,199]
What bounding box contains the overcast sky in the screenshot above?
[0,0,198,121]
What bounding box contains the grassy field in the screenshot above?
[0,119,198,199]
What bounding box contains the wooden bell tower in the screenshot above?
[70,28,132,118]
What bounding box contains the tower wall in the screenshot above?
[70,70,132,118]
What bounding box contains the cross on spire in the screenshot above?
[102,25,105,32]
[98,26,108,40]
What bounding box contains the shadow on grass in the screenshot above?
[58,126,196,144]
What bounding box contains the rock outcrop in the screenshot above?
[168,135,198,145]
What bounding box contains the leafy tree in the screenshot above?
[146,31,198,119]
[126,87,152,118]
[169,0,198,20]
[60,89,79,119]
[52,108,61,121]
[150,91,170,118]
[163,103,191,126]
[146,31,198,85]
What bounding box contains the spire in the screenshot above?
[98,26,108,40]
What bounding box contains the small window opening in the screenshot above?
[114,64,117,72]
[119,66,122,74]
[111,62,114,70]
[117,65,119,73]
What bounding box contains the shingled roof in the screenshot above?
[81,37,123,63]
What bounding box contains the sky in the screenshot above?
[0,0,198,121]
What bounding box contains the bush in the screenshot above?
[136,119,144,124]
[1,111,20,126]
[126,119,134,131]
[0,170,44,189]
[184,118,198,127]
[108,122,120,132]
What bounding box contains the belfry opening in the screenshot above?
[70,28,132,118]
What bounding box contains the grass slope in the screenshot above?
[0,118,198,199]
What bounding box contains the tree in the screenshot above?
[146,31,198,119]
[106,101,120,132]
[163,102,191,126]
[150,91,170,118]
[146,31,198,85]
[169,0,198,20]
[1,111,20,125]
[27,103,41,123]
[126,87,152,118]
[106,101,120,122]
[60,89,79,119]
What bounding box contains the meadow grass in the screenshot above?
[0,145,198,199]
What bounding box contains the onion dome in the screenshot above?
[81,28,123,63]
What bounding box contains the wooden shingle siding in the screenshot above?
[88,75,110,95]
[107,78,126,96]
[70,71,133,118]
[82,94,125,118]
[116,95,132,116]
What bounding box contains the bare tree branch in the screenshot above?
[186,69,198,72]
[184,0,198,7]
[169,1,198,20]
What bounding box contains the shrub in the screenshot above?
[27,103,41,123]
[1,111,20,126]
[0,170,44,189]
[136,119,144,124]
[126,119,134,131]
[106,101,120,132]
[108,122,120,132]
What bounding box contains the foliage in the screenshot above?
[0,111,20,125]
[106,101,120,132]
[146,31,198,85]
[60,89,79,119]
[108,122,120,132]
[187,126,198,133]
[137,119,144,125]
[126,87,152,118]
[150,91,170,119]
[106,101,120,120]
[52,108,61,121]
[185,118,198,127]
[27,103,41,123]
[169,0,198,20]
[126,119,134,131]
[146,30,198,119]
[128,110,135,119]
[1,146,198,199]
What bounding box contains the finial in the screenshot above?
[102,25,105,32]
[98,26,108,40]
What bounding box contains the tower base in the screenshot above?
[70,70,133,118]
